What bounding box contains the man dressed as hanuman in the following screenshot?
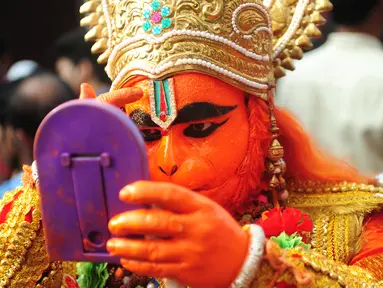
[0,0,383,287]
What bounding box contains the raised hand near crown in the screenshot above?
[79,83,143,107]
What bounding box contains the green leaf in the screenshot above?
[77,262,109,288]
[292,235,303,247]
[298,242,311,251]
[271,232,311,251]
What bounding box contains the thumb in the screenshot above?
[79,83,97,99]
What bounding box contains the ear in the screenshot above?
[14,129,34,166]
[77,59,94,82]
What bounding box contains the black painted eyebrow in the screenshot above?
[129,102,237,128]
[173,102,237,125]
[130,109,157,127]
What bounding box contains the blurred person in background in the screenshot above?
[54,28,110,96]
[276,0,383,174]
[0,37,40,125]
[6,60,39,82]
[0,72,76,197]
[0,58,42,181]
[0,36,11,84]
[0,36,13,123]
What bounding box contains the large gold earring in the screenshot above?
[266,88,288,208]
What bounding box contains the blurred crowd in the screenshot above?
[0,28,111,197]
[0,0,382,197]
[277,0,383,175]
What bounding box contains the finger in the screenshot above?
[107,238,182,263]
[120,181,209,213]
[120,259,181,279]
[97,87,143,107]
[109,209,184,237]
[79,83,97,99]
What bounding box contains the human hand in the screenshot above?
[107,181,250,288]
[79,83,143,107]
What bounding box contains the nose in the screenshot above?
[159,165,178,176]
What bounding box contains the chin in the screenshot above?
[193,177,243,212]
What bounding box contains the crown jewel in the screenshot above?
[80,0,331,99]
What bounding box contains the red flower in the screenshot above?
[256,207,313,239]
[63,274,79,288]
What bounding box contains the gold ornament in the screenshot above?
[281,57,295,71]
[265,89,287,207]
[316,0,333,12]
[80,0,329,97]
[311,11,327,25]
[290,46,304,60]
[253,245,383,287]
[305,23,322,38]
[287,181,383,265]
[0,168,76,287]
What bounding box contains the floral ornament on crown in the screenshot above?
[142,0,172,36]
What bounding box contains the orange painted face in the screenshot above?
[124,73,250,207]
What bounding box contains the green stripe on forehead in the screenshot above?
[163,79,171,116]
[149,78,177,130]
[153,80,161,117]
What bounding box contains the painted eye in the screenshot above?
[190,123,212,132]
[183,119,229,138]
[140,129,162,142]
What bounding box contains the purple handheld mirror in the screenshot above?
[34,100,149,264]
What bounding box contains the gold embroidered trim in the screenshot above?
[287,181,383,265]
[289,191,383,213]
[354,253,383,281]
[7,227,50,287]
[252,246,383,287]
[288,181,383,194]
[298,247,383,287]
[0,187,42,287]
[0,185,76,287]
[36,262,77,288]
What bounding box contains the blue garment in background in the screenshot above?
[0,172,23,199]
[96,86,110,96]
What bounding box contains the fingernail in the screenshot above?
[79,84,85,95]
[109,217,119,228]
[120,185,134,199]
[131,87,143,95]
[107,240,116,254]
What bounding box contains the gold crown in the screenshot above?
[80,0,331,99]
